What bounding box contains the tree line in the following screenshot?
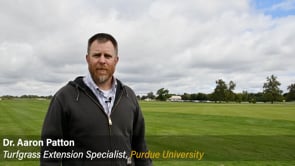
[1,75,294,103]
[0,95,53,100]
[140,75,295,103]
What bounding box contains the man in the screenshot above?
[41,33,152,166]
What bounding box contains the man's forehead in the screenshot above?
[89,41,116,52]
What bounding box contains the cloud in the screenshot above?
[268,0,295,11]
[0,0,294,96]
[252,0,295,17]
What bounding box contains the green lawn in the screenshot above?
[142,102,295,165]
[0,99,294,165]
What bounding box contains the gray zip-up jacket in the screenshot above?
[41,77,152,166]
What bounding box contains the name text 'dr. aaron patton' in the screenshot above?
[2,138,75,147]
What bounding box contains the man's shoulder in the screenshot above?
[116,79,136,94]
[53,77,84,97]
[116,79,139,103]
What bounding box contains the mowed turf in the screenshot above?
[0,99,294,165]
[141,102,295,165]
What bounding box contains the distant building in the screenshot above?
[144,98,152,101]
[168,95,182,102]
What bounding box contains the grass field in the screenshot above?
[0,99,294,165]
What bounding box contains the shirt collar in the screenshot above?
[84,72,117,94]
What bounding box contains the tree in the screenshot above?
[286,83,295,101]
[147,92,155,99]
[137,95,141,100]
[263,75,283,103]
[181,93,191,100]
[235,93,242,103]
[156,88,171,101]
[190,93,199,100]
[196,93,209,101]
[212,79,227,102]
[212,79,236,102]
[241,91,249,102]
[227,81,236,102]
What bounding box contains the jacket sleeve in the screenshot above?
[40,95,65,166]
[132,99,153,166]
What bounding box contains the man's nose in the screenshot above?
[98,55,106,63]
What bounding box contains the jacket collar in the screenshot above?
[69,76,124,104]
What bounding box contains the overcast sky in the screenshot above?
[1,0,295,96]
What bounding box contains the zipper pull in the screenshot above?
[127,157,132,165]
[108,116,112,126]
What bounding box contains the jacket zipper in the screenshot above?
[83,88,126,131]
[108,90,124,131]
[81,87,127,165]
[82,92,112,132]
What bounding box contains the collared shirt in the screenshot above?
[83,72,117,115]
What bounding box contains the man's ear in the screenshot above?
[115,56,119,63]
[86,54,89,63]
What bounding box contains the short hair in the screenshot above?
[87,33,118,55]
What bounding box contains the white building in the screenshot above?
[168,95,182,102]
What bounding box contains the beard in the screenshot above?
[89,66,114,85]
[96,75,110,84]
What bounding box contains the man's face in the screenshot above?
[86,40,118,85]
